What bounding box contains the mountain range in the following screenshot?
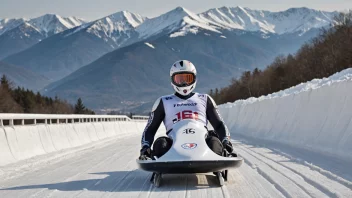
[0,6,338,112]
[0,14,86,60]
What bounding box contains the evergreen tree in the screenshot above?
[0,75,94,114]
[1,75,10,90]
[209,89,214,97]
[214,88,219,103]
[74,98,86,114]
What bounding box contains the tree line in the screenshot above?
[0,75,94,114]
[210,12,352,104]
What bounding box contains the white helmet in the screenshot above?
[170,60,197,96]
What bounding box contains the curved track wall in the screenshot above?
[219,69,352,160]
[0,115,151,166]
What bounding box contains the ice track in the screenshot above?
[0,136,351,198]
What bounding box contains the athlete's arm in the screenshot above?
[141,98,165,148]
[206,95,230,142]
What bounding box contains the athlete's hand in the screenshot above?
[139,145,151,160]
[222,139,234,154]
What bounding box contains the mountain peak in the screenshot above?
[285,7,312,13]
[157,6,193,20]
[82,10,146,37]
[29,14,86,36]
[39,13,60,19]
[137,6,220,39]
[172,6,191,14]
[105,10,146,28]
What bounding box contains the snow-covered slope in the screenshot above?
[219,68,352,160]
[29,14,86,36]
[0,18,27,36]
[199,6,337,35]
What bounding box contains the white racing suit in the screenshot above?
[141,92,231,157]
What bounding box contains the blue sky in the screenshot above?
[1,0,351,20]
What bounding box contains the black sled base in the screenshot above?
[137,160,243,174]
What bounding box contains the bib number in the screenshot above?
[173,110,199,123]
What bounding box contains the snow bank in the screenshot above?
[0,118,151,166]
[0,128,16,165]
[219,68,352,160]
[144,42,155,49]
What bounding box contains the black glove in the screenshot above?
[139,145,151,160]
[222,139,234,154]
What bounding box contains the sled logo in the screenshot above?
[181,143,197,149]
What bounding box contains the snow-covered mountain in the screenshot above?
[65,11,146,48]
[135,6,337,39]
[3,11,147,81]
[29,14,86,36]
[199,6,337,35]
[0,14,86,59]
[0,14,86,39]
[136,7,220,39]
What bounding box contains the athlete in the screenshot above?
[139,60,234,160]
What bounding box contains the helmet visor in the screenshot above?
[172,73,196,87]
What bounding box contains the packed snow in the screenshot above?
[219,68,352,160]
[0,117,151,167]
[224,68,352,106]
[0,126,351,197]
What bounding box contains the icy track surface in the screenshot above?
[0,136,351,198]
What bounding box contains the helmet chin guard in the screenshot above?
[171,82,197,96]
[170,60,197,96]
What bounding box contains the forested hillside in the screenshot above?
[0,75,94,114]
[211,12,352,104]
